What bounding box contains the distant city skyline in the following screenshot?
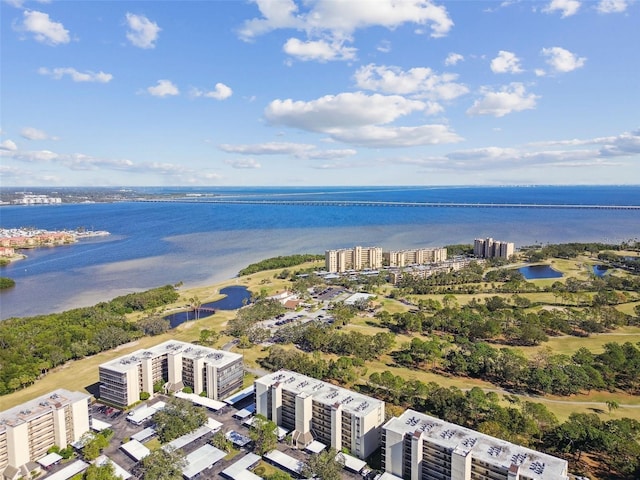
[1,0,638,186]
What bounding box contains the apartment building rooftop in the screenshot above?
[384,409,567,480]
[99,340,242,373]
[0,389,90,429]
[257,370,382,417]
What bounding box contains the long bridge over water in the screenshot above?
[136,198,640,210]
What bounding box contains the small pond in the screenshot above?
[165,286,252,328]
[592,265,609,277]
[518,265,563,280]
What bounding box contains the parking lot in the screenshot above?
[85,394,370,480]
[257,287,353,333]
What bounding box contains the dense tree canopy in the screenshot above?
[83,463,121,480]
[153,397,208,443]
[249,414,278,455]
[302,448,344,480]
[139,447,185,480]
[238,254,324,276]
[0,285,178,395]
[82,429,113,460]
[226,298,285,340]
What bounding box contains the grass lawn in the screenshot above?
[145,438,161,451]
[616,300,640,315]
[254,460,286,478]
[233,344,272,370]
[496,394,638,423]
[224,447,242,461]
[377,299,411,314]
[520,326,640,358]
[243,372,258,388]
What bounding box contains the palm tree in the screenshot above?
[188,296,202,320]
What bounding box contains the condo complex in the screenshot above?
[382,409,568,480]
[98,340,243,408]
[385,248,448,267]
[255,370,385,460]
[325,246,450,274]
[1,312,571,480]
[325,241,498,284]
[0,390,90,479]
[474,238,515,260]
[325,246,384,273]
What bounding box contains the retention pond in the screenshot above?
[164,286,251,328]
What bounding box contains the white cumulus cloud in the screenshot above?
[38,67,113,83]
[541,46,586,73]
[0,140,18,151]
[125,13,161,49]
[328,124,462,148]
[543,0,581,17]
[20,127,56,140]
[467,83,539,117]
[20,10,70,45]
[444,52,464,66]
[239,0,452,64]
[597,0,629,13]
[239,0,453,40]
[147,80,179,97]
[490,50,523,74]
[426,129,640,171]
[265,92,425,131]
[354,64,468,102]
[264,91,461,148]
[192,83,233,100]
[530,129,640,156]
[283,37,357,62]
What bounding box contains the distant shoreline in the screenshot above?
[0,228,110,262]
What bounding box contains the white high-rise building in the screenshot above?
[474,238,515,259]
[255,370,385,460]
[325,246,383,273]
[382,409,568,480]
[99,340,243,408]
[384,247,447,267]
[0,390,90,477]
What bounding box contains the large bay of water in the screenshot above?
[1,186,638,319]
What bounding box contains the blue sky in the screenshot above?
[1,0,639,186]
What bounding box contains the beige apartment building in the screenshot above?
[388,257,484,284]
[255,370,385,460]
[0,389,90,478]
[325,246,383,273]
[384,247,447,267]
[99,340,243,408]
[382,409,568,480]
[474,238,515,260]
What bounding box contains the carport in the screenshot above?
[181,444,226,480]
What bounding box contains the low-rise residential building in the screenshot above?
[0,390,90,478]
[382,409,568,480]
[11,195,62,205]
[474,237,515,259]
[384,247,447,267]
[255,370,385,460]
[388,257,483,284]
[0,229,75,249]
[325,246,383,273]
[98,340,243,408]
